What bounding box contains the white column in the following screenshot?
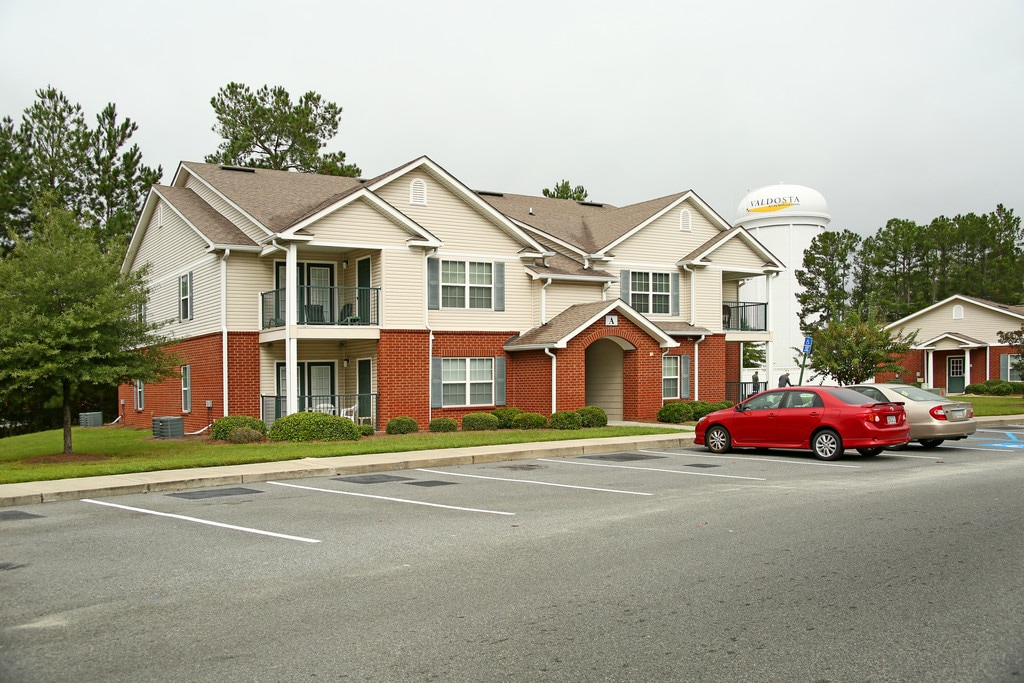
[286,243,299,415]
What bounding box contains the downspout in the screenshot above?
[545,348,557,414]
[285,242,298,415]
[602,281,611,301]
[693,334,705,401]
[681,263,696,325]
[220,249,231,417]
[426,249,437,424]
[541,278,552,324]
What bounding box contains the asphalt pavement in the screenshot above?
[2,415,1020,508]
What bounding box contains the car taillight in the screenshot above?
[929,405,948,421]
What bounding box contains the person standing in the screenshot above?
[751,371,760,394]
[778,372,793,387]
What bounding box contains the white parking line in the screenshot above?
[82,499,321,543]
[539,458,767,481]
[640,449,861,468]
[267,481,516,516]
[416,468,653,495]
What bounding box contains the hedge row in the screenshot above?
[965,379,1024,396]
[657,400,733,424]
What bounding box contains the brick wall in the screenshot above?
[117,332,259,433]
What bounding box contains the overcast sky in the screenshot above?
[1,0,1021,236]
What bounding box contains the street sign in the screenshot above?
[802,336,813,354]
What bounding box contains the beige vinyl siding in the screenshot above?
[610,202,723,266]
[374,170,526,253]
[131,202,222,338]
[693,268,724,329]
[428,259,534,331]
[722,280,740,301]
[585,339,624,420]
[710,237,768,269]
[545,281,605,319]
[896,301,1023,343]
[225,253,272,329]
[380,249,425,327]
[308,198,423,247]
[184,175,266,243]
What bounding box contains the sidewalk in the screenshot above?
[0,430,695,508]
[3,415,1020,509]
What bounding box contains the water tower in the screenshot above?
[735,184,831,385]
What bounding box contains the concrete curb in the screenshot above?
[0,432,696,508]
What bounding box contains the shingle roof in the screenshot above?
[155,185,257,247]
[505,301,616,348]
[181,162,366,232]
[480,191,689,253]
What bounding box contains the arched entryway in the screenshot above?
[585,337,635,421]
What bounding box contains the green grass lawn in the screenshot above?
[0,423,684,485]
[1,394,1020,486]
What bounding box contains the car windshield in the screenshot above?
[884,385,945,402]
[827,387,882,405]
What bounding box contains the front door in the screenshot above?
[357,258,371,324]
[357,358,372,421]
[947,356,966,393]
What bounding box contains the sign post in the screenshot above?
[798,336,812,385]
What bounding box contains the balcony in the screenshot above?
[722,301,767,332]
[262,286,380,329]
[261,392,379,430]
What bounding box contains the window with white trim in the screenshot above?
[134,380,144,410]
[679,208,692,232]
[441,358,494,406]
[442,260,493,309]
[179,272,193,321]
[410,178,427,206]
[1005,354,1022,382]
[181,365,191,412]
[663,356,680,398]
[630,271,671,314]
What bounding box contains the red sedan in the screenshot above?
[694,386,910,460]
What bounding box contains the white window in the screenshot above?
[630,271,671,314]
[679,208,692,232]
[441,358,494,406]
[1005,354,1022,382]
[441,260,492,309]
[663,356,680,398]
[952,305,964,320]
[181,365,191,412]
[410,178,427,206]
[134,380,145,410]
[179,272,193,321]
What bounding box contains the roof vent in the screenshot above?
[219,165,256,173]
[578,201,604,207]
[476,190,504,197]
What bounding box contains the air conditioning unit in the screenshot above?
[79,412,103,428]
[152,416,184,439]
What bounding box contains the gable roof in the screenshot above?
[914,331,989,349]
[504,300,678,350]
[679,225,784,271]
[176,162,366,235]
[885,294,1024,330]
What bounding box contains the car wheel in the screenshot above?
[705,425,731,454]
[857,447,884,457]
[918,439,944,449]
[811,429,843,460]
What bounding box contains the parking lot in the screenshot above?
[3,425,1023,682]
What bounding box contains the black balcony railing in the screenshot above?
[722,301,767,331]
[261,393,378,430]
[262,286,380,329]
[724,382,763,404]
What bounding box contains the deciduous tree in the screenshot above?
[807,310,916,385]
[0,199,178,453]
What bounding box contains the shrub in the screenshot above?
[462,412,500,431]
[548,410,583,430]
[576,405,607,428]
[211,415,267,441]
[226,427,265,444]
[966,379,1023,396]
[429,417,458,433]
[268,412,360,442]
[512,412,547,429]
[688,401,720,421]
[491,407,524,429]
[658,401,693,424]
[385,416,419,434]
[358,423,375,437]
